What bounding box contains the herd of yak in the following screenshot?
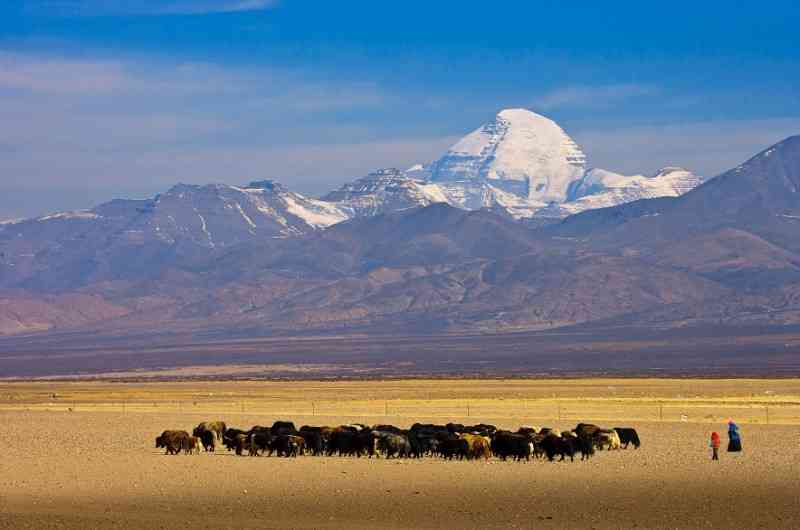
[155,420,641,462]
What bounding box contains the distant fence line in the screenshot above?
[1,398,799,425]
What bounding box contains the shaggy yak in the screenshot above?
[183,436,201,455]
[597,431,622,451]
[270,421,298,437]
[193,421,227,442]
[373,431,412,458]
[234,434,251,456]
[198,430,216,452]
[491,432,531,462]
[460,433,492,460]
[248,431,273,456]
[613,427,641,449]
[270,435,305,457]
[298,428,325,456]
[222,428,246,451]
[156,430,191,455]
[439,438,470,460]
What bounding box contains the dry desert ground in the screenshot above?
[1,379,799,529]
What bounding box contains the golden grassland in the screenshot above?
[3,378,800,425]
[3,379,800,528]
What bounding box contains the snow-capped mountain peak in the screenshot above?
[429,108,586,203]
[320,110,703,221]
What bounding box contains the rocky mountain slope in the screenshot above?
[0,122,796,339]
[0,180,348,290]
[551,135,800,249]
[542,135,800,327]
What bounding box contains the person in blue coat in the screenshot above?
[727,419,742,452]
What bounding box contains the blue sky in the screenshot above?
[1,1,799,217]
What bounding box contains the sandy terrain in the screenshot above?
[1,380,799,529]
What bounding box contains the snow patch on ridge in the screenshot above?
[561,167,704,215]
[323,168,449,218]
[282,195,349,228]
[38,211,101,221]
[234,202,257,230]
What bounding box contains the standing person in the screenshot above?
[710,432,720,460]
[727,419,742,452]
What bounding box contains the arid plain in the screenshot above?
[2,379,799,529]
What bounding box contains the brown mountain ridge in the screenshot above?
[1,136,800,340]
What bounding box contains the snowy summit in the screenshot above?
[429,108,587,203]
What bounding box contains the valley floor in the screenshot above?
[3,325,800,379]
[1,379,800,529]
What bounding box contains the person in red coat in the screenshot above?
[710,432,721,461]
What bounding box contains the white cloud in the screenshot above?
[0,51,447,196]
[29,0,278,16]
[162,0,277,14]
[533,84,656,111]
[0,52,385,109]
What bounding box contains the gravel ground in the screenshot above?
[1,410,798,529]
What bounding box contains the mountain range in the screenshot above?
[1,109,798,341]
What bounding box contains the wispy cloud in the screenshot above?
[168,0,277,14]
[0,51,440,199]
[0,52,383,106]
[28,0,278,16]
[575,118,800,177]
[533,84,656,111]
[0,53,128,94]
